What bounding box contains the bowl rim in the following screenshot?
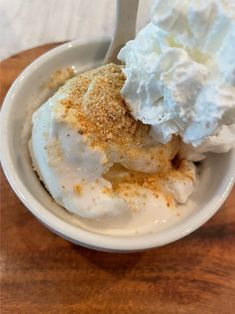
[1,38,235,252]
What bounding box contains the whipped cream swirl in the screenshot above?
[118,0,235,151]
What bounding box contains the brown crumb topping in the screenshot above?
[103,157,195,207]
[45,67,76,90]
[60,63,147,148]
[103,164,163,197]
[74,184,82,195]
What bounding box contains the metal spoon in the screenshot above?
[104,0,139,64]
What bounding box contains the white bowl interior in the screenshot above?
[1,38,235,251]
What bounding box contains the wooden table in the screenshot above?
[1,44,235,314]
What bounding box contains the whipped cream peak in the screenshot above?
[118,0,235,150]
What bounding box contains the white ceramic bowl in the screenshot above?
[1,38,235,252]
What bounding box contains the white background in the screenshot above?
[0,0,153,60]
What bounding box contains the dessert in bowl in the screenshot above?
[1,0,235,251]
[29,62,196,223]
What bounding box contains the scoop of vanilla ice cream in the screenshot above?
[30,64,196,219]
[29,95,128,218]
[161,160,196,204]
[118,0,235,154]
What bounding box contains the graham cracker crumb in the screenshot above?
[74,184,82,195]
[102,187,112,195]
[59,64,147,149]
[45,67,76,90]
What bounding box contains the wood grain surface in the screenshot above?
[0,44,235,314]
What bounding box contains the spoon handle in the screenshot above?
[105,0,139,64]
